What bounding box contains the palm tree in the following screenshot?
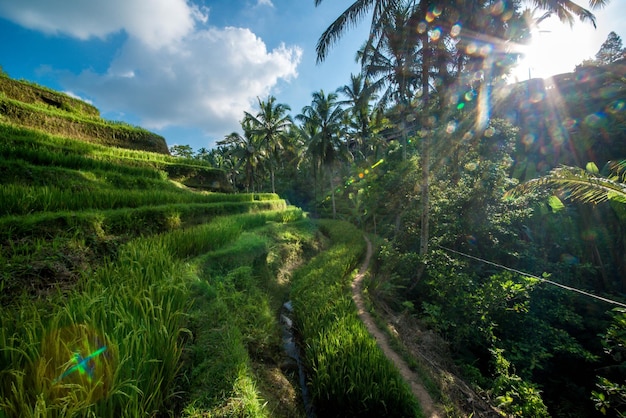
[217,123,265,193]
[315,0,610,262]
[336,73,377,160]
[296,90,348,219]
[356,2,425,161]
[314,0,607,63]
[244,96,292,194]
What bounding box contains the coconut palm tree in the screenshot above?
[217,122,265,193]
[244,96,292,194]
[314,0,607,63]
[296,90,348,218]
[315,0,610,260]
[336,73,378,160]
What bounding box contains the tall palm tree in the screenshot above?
[244,96,292,194]
[336,73,377,160]
[357,2,425,161]
[217,122,265,193]
[315,0,610,261]
[296,90,348,218]
[314,0,607,63]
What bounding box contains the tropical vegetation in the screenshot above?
[2,0,626,416]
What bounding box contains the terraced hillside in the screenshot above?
[0,80,423,417]
[0,116,316,415]
[0,75,168,154]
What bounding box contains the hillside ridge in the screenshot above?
[0,74,169,154]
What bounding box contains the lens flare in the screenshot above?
[39,325,116,404]
[451,23,462,37]
[430,27,441,41]
[522,133,535,146]
[55,346,108,383]
[584,112,605,127]
[371,159,384,169]
[490,0,505,15]
[608,100,625,113]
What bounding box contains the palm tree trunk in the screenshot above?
[329,166,336,219]
[419,135,430,257]
[411,14,431,290]
[419,5,431,259]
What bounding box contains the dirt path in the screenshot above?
[352,236,442,418]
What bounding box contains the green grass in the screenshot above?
[0,95,169,154]
[0,183,283,216]
[0,209,307,417]
[178,218,317,417]
[290,220,422,418]
[0,75,99,118]
[0,123,231,191]
[0,89,423,417]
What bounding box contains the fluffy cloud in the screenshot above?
[0,0,302,141]
[0,0,205,48]
[67,27,301,137]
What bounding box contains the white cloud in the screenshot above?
[63,91,93,105]
[0,0,206,48]
[0,0,302,142]
[66,27,302,138]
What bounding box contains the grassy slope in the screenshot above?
[0,120,312,417]
[0,79,424,417]
[0,75,168,154]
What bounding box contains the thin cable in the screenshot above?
[438,245,626,309]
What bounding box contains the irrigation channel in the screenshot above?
[280,300,316,417]
[280,235,441,418]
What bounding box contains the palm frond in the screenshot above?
[507,166,626,204]
[316,0,378,63]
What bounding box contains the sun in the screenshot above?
[509,14,601,83]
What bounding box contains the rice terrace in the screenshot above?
[2,0,626,417]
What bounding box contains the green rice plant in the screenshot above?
[0,97,169,154]
[290,220,421,418]
[0,123,210,173]
[0,182,287,216]
[181,267,271,417]
[0,237,192,417]
[0,185,303,416]
[0,202,290,242]
[201,232,267,269]
[0,76,99,118]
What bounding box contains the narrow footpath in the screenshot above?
[352,236,442,418]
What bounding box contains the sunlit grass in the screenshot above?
[291,219,422,417]
[0,209,305,417]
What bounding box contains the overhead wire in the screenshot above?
[437,244,626,309]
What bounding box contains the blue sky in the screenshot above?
[0,0,624,151]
